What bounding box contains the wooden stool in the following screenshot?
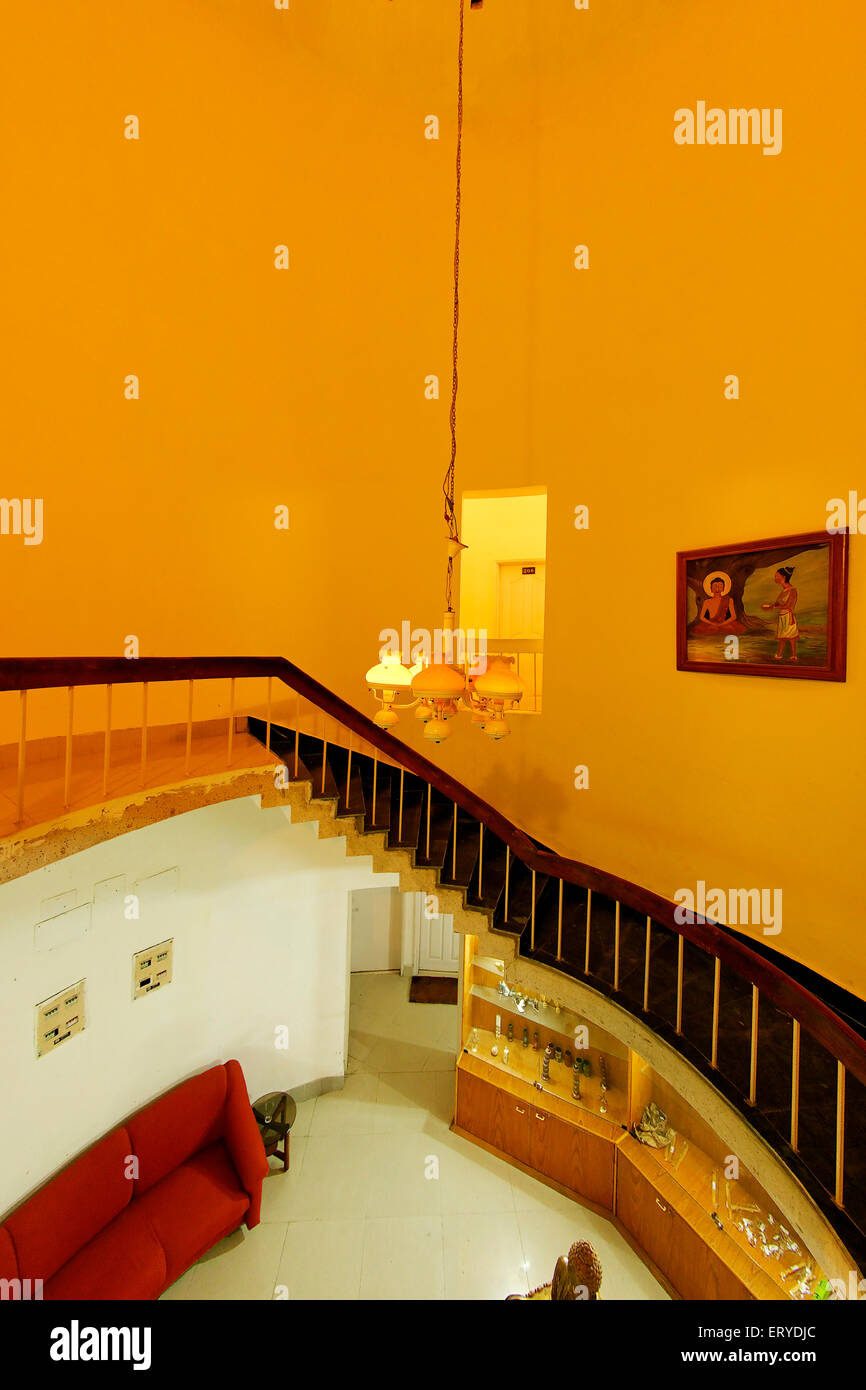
[252,1091,297,1172]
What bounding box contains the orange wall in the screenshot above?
[3,3,864,995]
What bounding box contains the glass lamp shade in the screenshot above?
[472,656,523,704]
[414,701,433,722]
[484,714,511,740]
[366,655,414,691]
[373,707,400,729]
[411,664,466,701]
[423,716,452,743]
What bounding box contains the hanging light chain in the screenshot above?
[442,0,465,613]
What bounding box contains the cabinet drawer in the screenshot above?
[616,1151,752,1300]
[456,1070,615,1211]
[456,1070,531,1164]
[530,1107,615,1210]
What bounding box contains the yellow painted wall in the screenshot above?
[2,3,864,995]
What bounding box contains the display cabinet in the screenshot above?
[622,1052,827,1301]
[454,936,835,1301]
[465,951,629,1129]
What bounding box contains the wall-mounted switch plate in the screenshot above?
[34,902,92,952]
[35,981,86,1057]
[133,939,173,999]
[39,889,78,920]
[133,868,178,906]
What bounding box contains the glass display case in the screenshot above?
[626,1052,828,1300]
[455,935,843,1301]
[463,952,628,1129]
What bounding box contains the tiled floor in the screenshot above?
[163,971,668,1300]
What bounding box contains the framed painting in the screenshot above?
[676,530,849,681]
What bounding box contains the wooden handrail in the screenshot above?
[2,655,865,1087]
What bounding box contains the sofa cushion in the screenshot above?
[45,1203,167,1302]
[127,1064,228,1196]
[134,1139,249,1286]
[222,1059,269,1228]
[5,1127,133,1283]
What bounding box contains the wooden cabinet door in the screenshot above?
[616,1151,678,1277]
[456,1070,498,1143]
[529,1107,569,1184]
[456,1071,531,1163]
[616,1152,751,1300]
[571,1127,615,1211]
[529,1108,614,1210]
[500,1094,532,1166]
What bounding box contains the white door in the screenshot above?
[416,896,460,976]
[350,887,402,972]
[498,561,546,638]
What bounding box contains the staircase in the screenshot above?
[1,654,864,1269]
[249,716,866,1265]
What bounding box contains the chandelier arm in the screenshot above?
[369,693,421,712]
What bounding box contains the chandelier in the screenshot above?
[365,0,524,745]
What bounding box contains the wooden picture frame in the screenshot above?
[676,530,849,681]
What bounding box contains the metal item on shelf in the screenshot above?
[634,1101,675,1149]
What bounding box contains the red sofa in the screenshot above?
[0,1060,269,1300]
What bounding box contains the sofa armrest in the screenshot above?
[222,1060,269,1229]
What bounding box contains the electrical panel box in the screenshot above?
[35,981,86,1058]
[133,939,173,999]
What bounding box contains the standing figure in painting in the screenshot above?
[762,566,799,662]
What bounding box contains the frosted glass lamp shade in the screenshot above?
[484,715,511,740]
[373,707,400,729]
[473,656,523,703]
[423,716,452,743]
[366,656,414,691]
[411,664,465,700]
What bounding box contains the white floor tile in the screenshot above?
[276,1219,365,1300]
[374,1071,439,1132]
[364,1131,445,1218]
[291,1097,317,1139]
[443,1211,530,1301]
[308,1072,379,1136]
[437,1130,518,1215]
[259,1137,309,1223]
[181,1222,289,1301]
[274,1133,380,1220]
[360,1217,445,1300]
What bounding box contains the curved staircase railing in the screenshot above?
[1,655,864,1267]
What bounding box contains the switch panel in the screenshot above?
[35,981,86,1058]
[133,939,173,999]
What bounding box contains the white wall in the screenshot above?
[349,886,402,973]
[0,796,397,1218]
